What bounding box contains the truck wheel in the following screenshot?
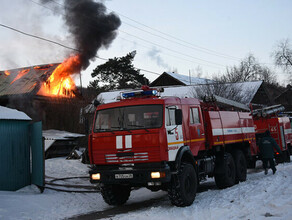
[168,163,197,207]
[101,184,131,205]
[247,159,256,169]
[215,153,236,189]
[232,150,247,183]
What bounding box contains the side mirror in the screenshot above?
[175,109,182,125]
[94,99,100,107]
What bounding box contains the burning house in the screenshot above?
[0,57,85,133]
[0,0,122,133]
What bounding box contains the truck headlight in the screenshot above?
[151,172,165,179]
[91,173,101,180]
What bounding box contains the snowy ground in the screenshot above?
[0,157,292,220]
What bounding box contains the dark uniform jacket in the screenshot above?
[259,136,282,159]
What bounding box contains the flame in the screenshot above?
[4,70,11,76]
[10,69,30,84]
[28,82,37,92]
[37,54,81,97]
[34,64,53,70]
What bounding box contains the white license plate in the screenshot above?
[115,173,133,179]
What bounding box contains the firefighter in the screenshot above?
[259,130,282,175]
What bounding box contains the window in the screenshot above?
[190,107,200,124]
[165,107,176,126]
[94,105,163,132]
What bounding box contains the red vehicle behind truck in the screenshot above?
[88,87,290,207]
[252,105,292,163]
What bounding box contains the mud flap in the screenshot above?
[214,152,225,175]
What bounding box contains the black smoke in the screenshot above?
[42,0,121,70]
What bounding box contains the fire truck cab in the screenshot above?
[89,87,257,207]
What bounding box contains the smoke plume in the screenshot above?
[42,0,121,70]
[147,47,170,69]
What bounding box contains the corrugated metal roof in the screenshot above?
[0,106,31,120]
[43,129,85,140]
[0,64,60,97]
[90,81,263,105]
[43,129,85,151]
[164,72,213,85]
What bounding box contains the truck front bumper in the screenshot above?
[89,162,171,186]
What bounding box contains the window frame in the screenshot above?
[94,104,163,132]
[189,107,201,124]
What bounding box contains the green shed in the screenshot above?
[0,106,44,191]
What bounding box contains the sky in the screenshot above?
[0,0,292,87]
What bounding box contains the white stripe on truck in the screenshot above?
[212,127,255,136]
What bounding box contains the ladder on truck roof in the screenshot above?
[203,95,250,111]
[251,104,285,118]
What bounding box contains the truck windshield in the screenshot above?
[94,105,163,132]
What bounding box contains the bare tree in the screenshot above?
[223,54,258,82]
[256,66,277,85]
[222,54,277,84]
[193,54,278,105]
[193,81,251,104]
[273,39,292,74]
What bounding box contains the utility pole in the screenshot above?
[189,70,192,85]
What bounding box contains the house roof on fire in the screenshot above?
[0,64,60,97]
[0,63,82,99]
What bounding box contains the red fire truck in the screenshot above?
[252,105,291,163]
[88,87,289,207]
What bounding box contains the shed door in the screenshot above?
[30,122,44,188]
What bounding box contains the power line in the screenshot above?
[104,6,242,61]
[29,0,280,69]
[118,31,226,68]
[0,24,79,54]
[118,35,226,70]
[0,23,162,76]
[1,21,288,82]
[30,0,228,69]
[103,4,280,67]
[31,0,226,69]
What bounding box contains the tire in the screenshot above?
[101,184,131,205]
[247,159,256,169]
[168,163,197,207]
[232,150,247,183]
[214,152,236,189]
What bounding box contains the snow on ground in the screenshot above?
[112,161,292,220]
[0,158,107,220]
[1,157,292,220]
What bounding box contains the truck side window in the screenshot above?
[166,107,176,126]
[190,107,200,124]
